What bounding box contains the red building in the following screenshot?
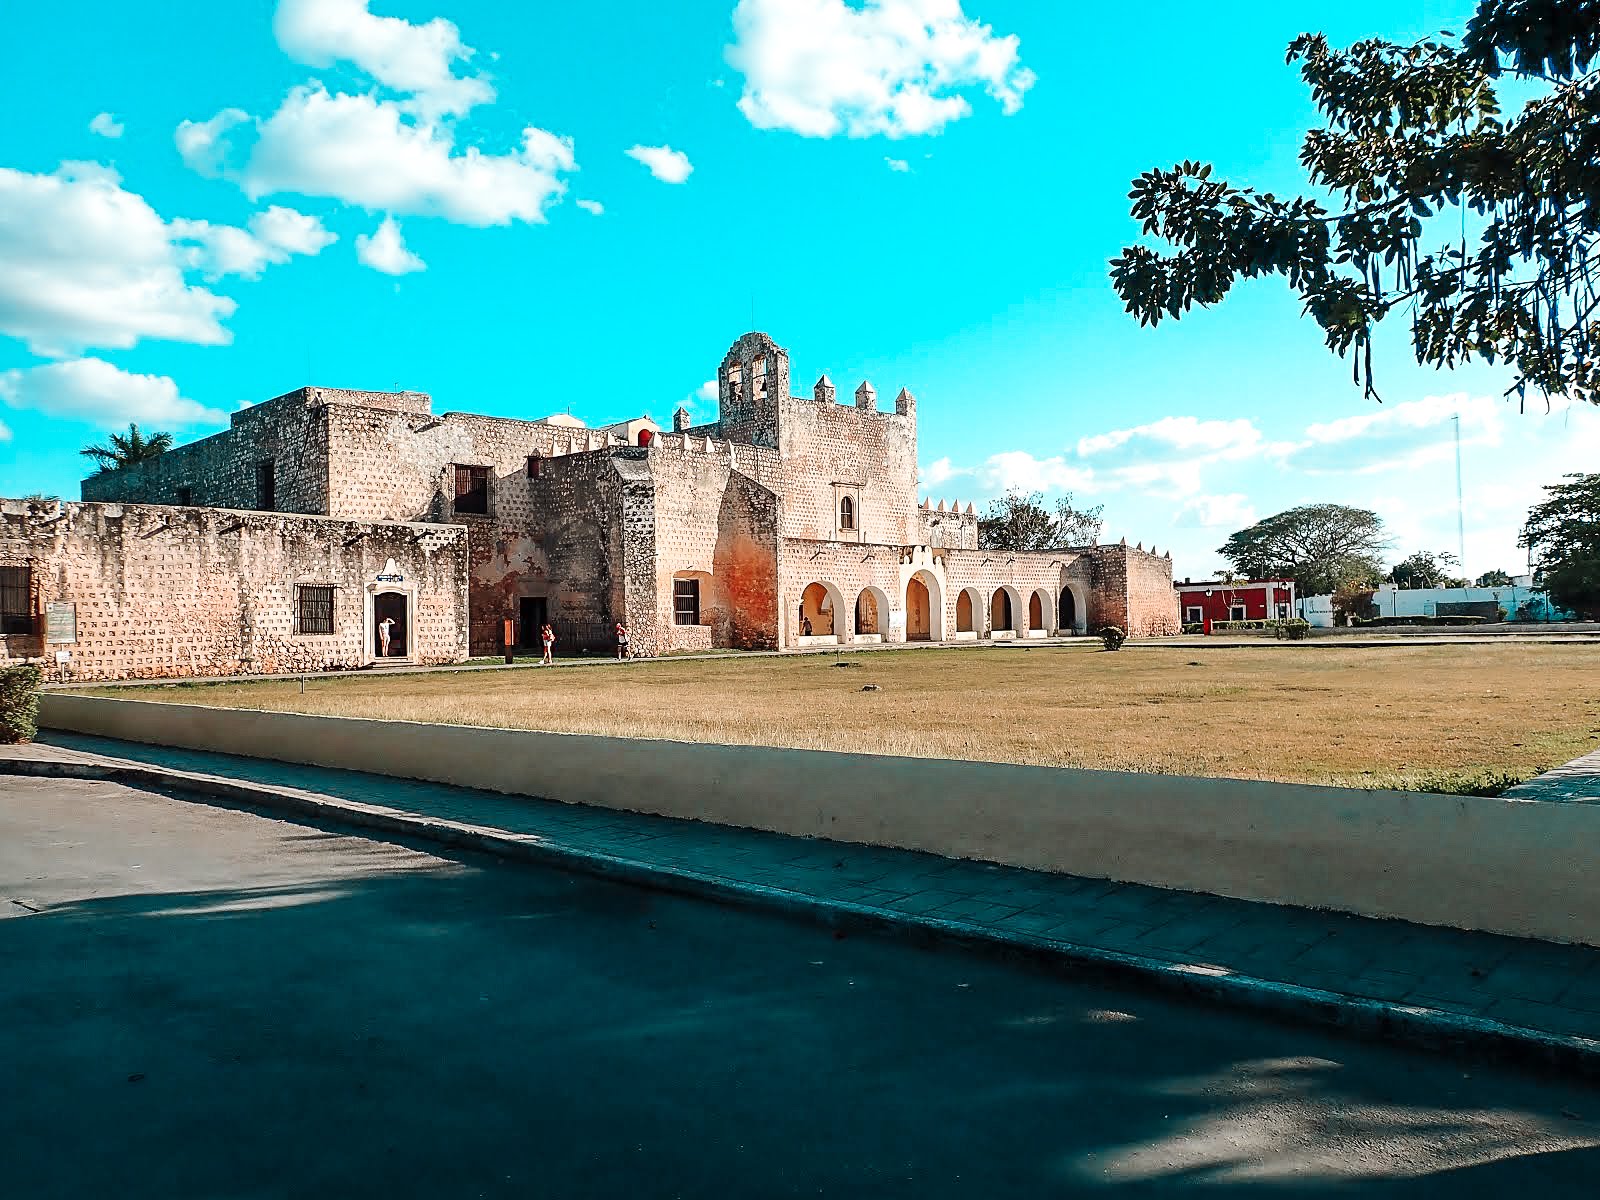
[1175,578,1296,630]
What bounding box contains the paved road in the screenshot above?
[4,778,1600,1198]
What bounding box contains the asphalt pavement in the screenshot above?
[5,775,1600,1198]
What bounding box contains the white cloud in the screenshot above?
[356,215,425,274]
[0,162,237,356]
[696,379,718,402]
[920,456,968,488]
[1290,392,1504,474]
[0,358,226,429]
[0,417,11,442]
[885,157,910,172]
[1078,415,1268,461]
[625,144,693,184]
[727,0,1035,138]
[172,205,335,281]
[273,0,494,118]
[89,112,124,139]
[575,199,604,215]
[980,450,1094,496]
[1175,493,1256,529]
[181,85,576,225]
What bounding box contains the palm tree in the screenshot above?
[80,423,175,474]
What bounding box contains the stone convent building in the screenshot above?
[0,332,1177,680]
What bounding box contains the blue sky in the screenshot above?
[1,0,1590,580]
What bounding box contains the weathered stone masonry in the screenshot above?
[0,499,468,681]
[19,330,1176,677]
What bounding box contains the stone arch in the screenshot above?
[955,586,983,635]
[905,569,944,642]
[989,585,1023,637]
[854,586,890,640]
[797,580,845,643]
[1028,587,1052,634]
[1058,581,1089,635]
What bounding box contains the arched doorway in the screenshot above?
[855,587,889,640]
[956,587,978,634]
[1028,591,1044,631]
[373,591,408,658]
[990,588,1012,633]
[799,581,836,638]
[905,570,943,641]
[637,428,654,447]
[1058,587,1078,634]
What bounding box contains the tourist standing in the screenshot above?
[541,622,556,666]
[614,622,629,660]
[378,616,395,658]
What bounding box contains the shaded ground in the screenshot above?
[5,775,1600,1197]
[85,642,1600,789]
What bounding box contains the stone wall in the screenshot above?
[82,389,333,515]
[0,498,468,681]
[1078,543,1181,637]
[774,391,918,545]
[915,501,979,549]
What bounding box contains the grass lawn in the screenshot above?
[89,643,1600,792]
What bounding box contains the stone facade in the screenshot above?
[0,498,468,681]
[55,330,1177,670]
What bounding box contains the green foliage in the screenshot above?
[1521,471,1600,617]
[1099,625,1127,651]
[1332,581,1379,625]
[1180,621,1205,634]
[977,488,1105,551]
[1275,619,1313,640]
[80,423,175,474]
[1111,2,1600,404]
[1475,568,1514,586]
[1389,550,1465,589]
[1217,504,1388,595]
[0,664,42,744]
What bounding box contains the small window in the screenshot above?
[673,578,700,626]
[1185,606,1203,624]
[453,465,490,515]
[297,585,335,635]
[839,495,855,531]
[256,460,276,511]
[176,486,193,506]
[0,565,31,635]
[1229,604,1247,622]
[526,453,542,479]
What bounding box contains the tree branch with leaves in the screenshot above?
[1111,0,1600,405]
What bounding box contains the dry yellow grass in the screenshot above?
[91,643,1600,791]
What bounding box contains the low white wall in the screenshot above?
[39,692,1600,946]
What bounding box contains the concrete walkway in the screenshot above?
[7,732,1600,1072]
[1505,748,1600,803]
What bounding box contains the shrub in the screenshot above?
[0,664,43,744]
[1180,622,1205,635]
[1099,625,1127,651]
[1274,619,1312,640]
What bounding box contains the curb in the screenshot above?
[8,755,1600,1077]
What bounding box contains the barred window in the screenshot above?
[0,565,32,635]
[297,585,335,635]
[454,465,490,515]
[673,578,700,626]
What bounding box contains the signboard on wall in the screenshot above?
[45,601,76,644]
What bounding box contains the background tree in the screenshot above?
[1332,581,1379,625]
[1521,472,1600,618]
[80,423,174,474]
[1475,568,1514,586]
[978,489,1106,550]
[1111,1,1600,404]
[1217,503,1388,594]
[1388,550,1465,588]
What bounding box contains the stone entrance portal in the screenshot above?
[373,591,408,658]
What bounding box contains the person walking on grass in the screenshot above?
[540,622,556,666]
[615,622,629,660]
